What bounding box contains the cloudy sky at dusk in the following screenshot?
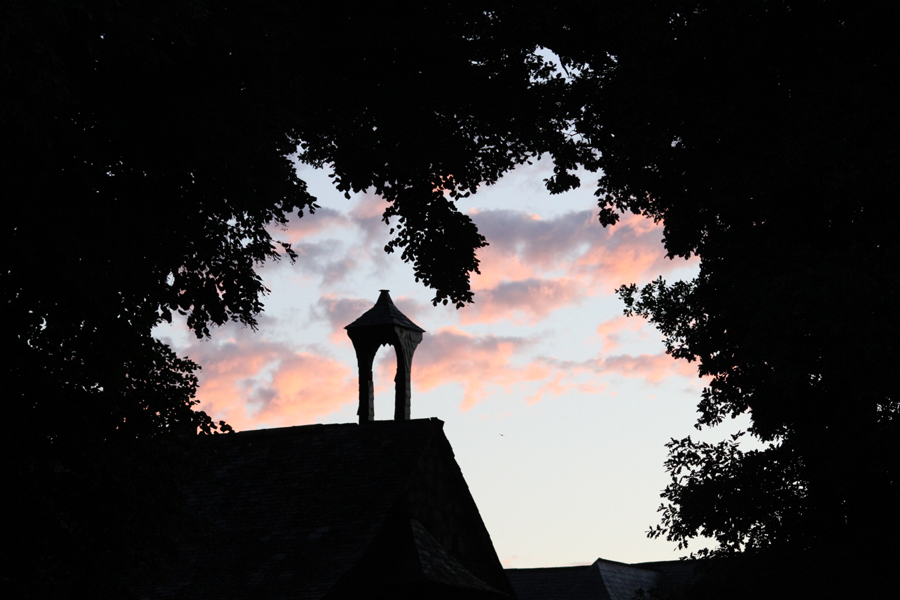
[155,157,737,568]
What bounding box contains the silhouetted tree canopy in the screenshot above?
[2,1,585,596]
[4,0,898,597]
[537,0,899,596]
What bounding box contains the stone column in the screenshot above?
[352,339,379,423]
[393,327,422,421]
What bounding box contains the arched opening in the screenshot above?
[372,343,395,421]
[345,290,424,424]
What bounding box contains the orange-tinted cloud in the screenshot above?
[408,326,547,411]
[264,193,392,280]
[460,277,585,325]
[469,209,595,284]
[599,353,698,383]
[570,225,672,292]
[595,315,651,353]
[525,368,608,404]
[469,247,539,290]
[180,322,356,430]
[312,295,377,344]
[312,294,426,343]
[261,352,357,424]
[272,239,359,284]
[275,207,351,245]
[177,315,702,427]
[527,352,702,404]
[463,209,696,325]
[348,192,392,247]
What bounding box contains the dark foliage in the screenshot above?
[536,0,900,591]
[6,0,898,597]
[1,1,588,596]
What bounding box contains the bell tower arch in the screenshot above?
[345,290,425,424]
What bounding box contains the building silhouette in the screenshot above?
[146,291,695,599]
[146,292,513,599]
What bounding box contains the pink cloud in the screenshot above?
[181,322,356,430]
[460,277,585,325]
[348,192,392,246]
[275,207,351,245]
[273,240,359,284]
[312,295,377,344]
[470,209,669,277]
[264,193,392,279]
[463,209,696,325]
[527,351,703,404]
[257,235,363,284]
[409,326,547,412]
[570,241,672,294]
[470,209,596,270]
[595,315,651,353]
[176,316,704,428]
[599,353,698,383]
[525,368,608,405]
[312,294,426,343]
[469,248,538,290]
[260,353,357,424]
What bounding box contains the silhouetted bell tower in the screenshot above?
[345,290,425,424]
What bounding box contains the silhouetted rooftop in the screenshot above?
[505,557,699,600]
[146,419,512,599]
[504,565,599,600]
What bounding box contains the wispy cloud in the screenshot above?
[179,194,699,428]
[180,320,356,430]
[311,295,377,344]
[311,294,427,343]
[464,210,694,324]
[265,193,393,281]
[527,352,703,404]
[409,326,546,412]
[348,192,392,245]
[275,206,351,244]
[595,315,651,353]
[281,240,360,284]
[460,277,586,325]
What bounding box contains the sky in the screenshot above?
[154,156,738,568]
